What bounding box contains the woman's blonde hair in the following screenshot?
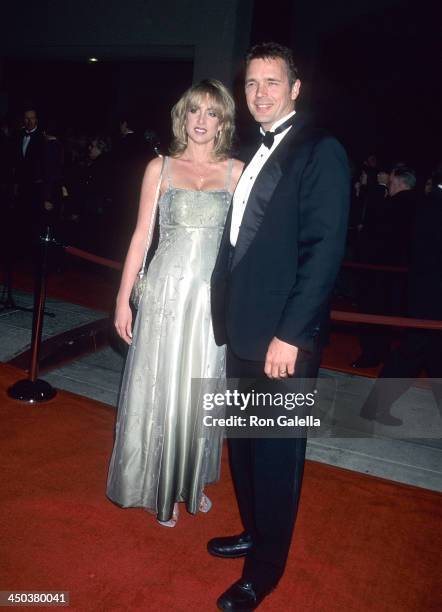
[170,79,235,159]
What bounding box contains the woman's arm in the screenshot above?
[114,155,164,344]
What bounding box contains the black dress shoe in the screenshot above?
[207,532,253,558]
[217,579,273,611]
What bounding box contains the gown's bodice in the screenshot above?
[154,186,231,283]
[159,187,231,230]
[151,157,233,281]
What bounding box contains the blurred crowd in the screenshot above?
[344,155,442,369]
[347,155,442,423]
[0,107,160,262]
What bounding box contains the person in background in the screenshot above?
[352,166,392,368]
[112,116,150,259]
[42,119,64,234]
[360,167,442,424]
[13,107,46,248]
[63,136,114,255]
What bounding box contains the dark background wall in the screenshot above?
[4,58,194,145]
[250,0,440,172]
[0,0,252,147]
[1,0,440,172]
[307,0,441,171]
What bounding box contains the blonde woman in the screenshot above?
[107,80,243,526]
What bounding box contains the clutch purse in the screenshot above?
[130,157,165,309]
[130,268,147,310]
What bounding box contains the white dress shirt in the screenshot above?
[22,127,37,157]
[230,110,296,246]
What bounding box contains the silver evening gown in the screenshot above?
[107,156,233,522]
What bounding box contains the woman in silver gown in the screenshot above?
[107,80,243,526]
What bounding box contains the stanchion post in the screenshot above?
[8,227,57,403]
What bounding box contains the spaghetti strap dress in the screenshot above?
[107,156,233,521]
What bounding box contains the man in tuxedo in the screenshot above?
[14,107,47,245]
[352,168,392,368]
[209,43,350,610]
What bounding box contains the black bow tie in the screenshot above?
[261,114,296,149]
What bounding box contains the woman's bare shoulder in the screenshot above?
[231,158,245,184]
[143,155,165,179]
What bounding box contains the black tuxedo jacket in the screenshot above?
[211,114,350,361]
[15,129,46,186]
[408,188,442,319]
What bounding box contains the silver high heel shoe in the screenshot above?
[199,493,212,513]
[157,503,179,528]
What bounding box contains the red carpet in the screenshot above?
[0,364,440,611]
[10,257,118,313]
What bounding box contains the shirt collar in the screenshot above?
[260,110,296,135]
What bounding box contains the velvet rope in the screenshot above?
[341,261,408,273]
[64,246,123,271]
[331,310,442,331]
[64,246,441,331]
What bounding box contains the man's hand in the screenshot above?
[264,337,299,379]
[44,201,53,211]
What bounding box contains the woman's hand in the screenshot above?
[114,301,133,345]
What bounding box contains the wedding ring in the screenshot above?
[280,369,287,375]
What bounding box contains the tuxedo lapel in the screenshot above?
[21,131,37,158]
[231,115,307,271]
[21,133,29,158]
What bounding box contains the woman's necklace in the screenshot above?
[194,161,214,189]
[198,173,208,189]
[181,155,217,190]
